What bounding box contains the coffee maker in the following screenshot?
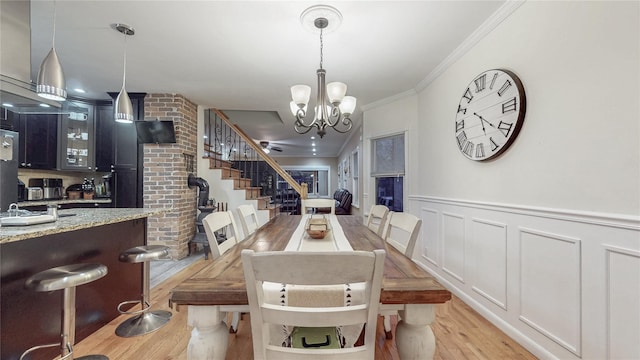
[28,178,63,200]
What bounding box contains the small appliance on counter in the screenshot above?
[28,178,63,200]
[26,187,44,200]
[66,183,83,200]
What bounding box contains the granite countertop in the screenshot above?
[0,208,164,244]
[17,198,112,207]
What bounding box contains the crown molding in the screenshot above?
[415,0,526,92]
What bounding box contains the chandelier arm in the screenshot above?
[294,120,316,135]
[328,116,353,134]
[294,108,318,129]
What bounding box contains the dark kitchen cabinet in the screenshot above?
[17,113,59,170]
[58,100,95,171]
[98,92,146,208]
[94,102,114,172]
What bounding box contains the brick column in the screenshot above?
[143,94,198,259]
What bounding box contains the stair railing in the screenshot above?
[203,109,308,203]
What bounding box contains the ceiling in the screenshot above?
[28,0,505,157]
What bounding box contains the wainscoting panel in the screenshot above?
[408,195,640,360]
[442,212,465,283]
[519,228,582,356]
[421,208,439,266]
[470,218,507,310]
[605,245,640,360]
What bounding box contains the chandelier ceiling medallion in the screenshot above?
[290,5,356,139]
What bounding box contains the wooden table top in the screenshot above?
[169,215,451,307]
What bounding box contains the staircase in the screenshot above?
[198,109,307,235]
[203,143,281,220]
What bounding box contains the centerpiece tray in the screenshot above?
[305,215,330,239]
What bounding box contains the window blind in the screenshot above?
[371,133,405,177]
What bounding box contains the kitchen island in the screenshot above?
[1,208,162,360]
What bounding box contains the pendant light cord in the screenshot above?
[52,0,57,47]
[122,31,127,88]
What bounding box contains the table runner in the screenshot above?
[263,214,365,347]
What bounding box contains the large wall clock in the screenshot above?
[455,69,526,161]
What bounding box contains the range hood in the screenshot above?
[0,0,62,115]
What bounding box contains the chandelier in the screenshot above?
[290,5,356,139]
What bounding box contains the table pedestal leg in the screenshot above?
[187,306,229,360]
[395,304,436,360]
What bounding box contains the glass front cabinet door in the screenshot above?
[58,100,96,170]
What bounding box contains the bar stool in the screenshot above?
[20,263,109,360]
[115,245,172,337]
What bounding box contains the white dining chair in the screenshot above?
[365,204,389,237]
[380,211,422,339]
[237,204,260,240]
[301,198,335,215]
[242,249,386,360]
[202,210,244,333]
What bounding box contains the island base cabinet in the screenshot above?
[1,219,145,360]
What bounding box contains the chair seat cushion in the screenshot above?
[290,327,341,349]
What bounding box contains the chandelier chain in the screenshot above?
[319,28,324,70]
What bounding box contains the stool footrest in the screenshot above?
[19,342,61,360]
[117,299,150,316]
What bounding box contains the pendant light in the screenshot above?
[113,24,135,123]
[37,0,66,101]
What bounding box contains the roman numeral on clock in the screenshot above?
[455,119,464,132]
[462,88,473,103]
[456,131,468,150]
[457,104,467,114]
[490,137,499,151]
[474,74,486,92]
[498,121,513,137]
[497,79,512,97]
[489,72,498,90]
[475,143,485,158]
[502,97,517,113]
[463,140,474,157]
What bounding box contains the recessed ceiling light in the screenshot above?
[2,103,13,107]
[74,88,86,93]
[312,143,316,146]
[310,136,315,140]
[39,103,51,107]
[203,135,208,139]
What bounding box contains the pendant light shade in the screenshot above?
[37,1,66,101]
[115,88,134,123]
[37,47,66,101]
[113,23,135,123]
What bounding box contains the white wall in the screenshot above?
[418,0,639,215]
[363,2,640,359]
[362,93,418,217]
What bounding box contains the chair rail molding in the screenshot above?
[409,195,640,230]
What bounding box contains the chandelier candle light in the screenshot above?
[290,5,356,138]
[114,23,135,123]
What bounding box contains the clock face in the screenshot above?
[455,69,526,161]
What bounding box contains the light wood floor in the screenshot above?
[71,256,538,360]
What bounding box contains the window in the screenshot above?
[371,133,404,212]
[282,167,330,197]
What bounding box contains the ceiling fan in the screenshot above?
[259,141,283,153]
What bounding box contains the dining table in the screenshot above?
[170,214,451,359]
